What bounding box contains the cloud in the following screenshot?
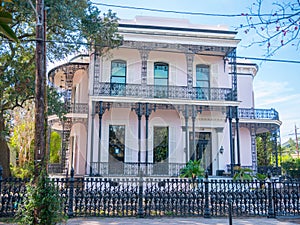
[254,79,300,143]
[254,80,300,107]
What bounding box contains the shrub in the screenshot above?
[17,170,64,225]
[179,160,204,179]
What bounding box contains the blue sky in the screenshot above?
[92,0,300,143]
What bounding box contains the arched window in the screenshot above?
[110,60,126,96]
[111,60,126,84]
[154,62,168,86]
[196,64,210,88]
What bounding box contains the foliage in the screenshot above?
[281,158,300,178]
[0,0,18,41]
[242,0,300,56]
[180,160,205,179]
[256,133,273,166]
[255,172,267,181]
[49,131,62,163]
[47,87,67,120]
[10,101,35,167]
[10,162,33,179]
[0,0,122,178]
[17,170,64,225]
[233,167,254,181]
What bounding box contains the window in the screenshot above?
[153,126,169,175]
[154,62,168,86]
[154,62,168,98]
[109,125,125,174]
[111,60,126,96]
[196,64,210,99]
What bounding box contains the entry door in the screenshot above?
[189,132,212,175]
[108,125,125,175]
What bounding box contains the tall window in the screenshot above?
[154,62,168,98]
[196,64,210,99]
[154,62,168,86]
[196,64,210,88]
[111,60,126,95]
[153,127,169,163]
[153,126,169,175]
[108,125,125,174]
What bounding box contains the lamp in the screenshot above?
[219,146,224,154]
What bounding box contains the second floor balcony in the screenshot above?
[93,82,234,102]
[238,108,279,120]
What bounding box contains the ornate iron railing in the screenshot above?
[0,176,300,217]
[1,175,299,218]
[48,163,63,174]
[94,82,233,101]
[90,162,186,177]
[238,108,279,120]
[67,103,88,114]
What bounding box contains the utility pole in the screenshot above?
[34,0,46,180]
[295,125,299,158]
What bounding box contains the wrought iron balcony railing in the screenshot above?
[238,108,279,120]
[90,162,186,177]
[94,82,233,101]
[67,103,88,114]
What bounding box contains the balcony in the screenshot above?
[94,82,233,101]
[90,162,186,177]
[67,103,88,114]
[238,108,279,120]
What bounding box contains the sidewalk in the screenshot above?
[65,217,300,225]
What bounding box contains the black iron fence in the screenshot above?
[0,172,299,218]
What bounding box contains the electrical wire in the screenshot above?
[91,2,295,18]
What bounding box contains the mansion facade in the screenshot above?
[48,17,281,177]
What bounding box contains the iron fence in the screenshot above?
[0,172,299,218]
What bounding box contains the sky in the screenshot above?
[90,0,300,143]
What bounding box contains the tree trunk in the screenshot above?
[0,112,11,178]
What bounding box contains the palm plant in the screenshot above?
[233,167,254,181]
[180,160,205,180]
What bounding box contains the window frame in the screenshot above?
[154,62,169,86]
[196,64,210,89]
[111,60,127,84]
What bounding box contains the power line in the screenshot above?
[91,2,294,18]
[236,56,300,64]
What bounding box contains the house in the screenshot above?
[48,16,281,177]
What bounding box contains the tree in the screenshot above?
[0,0,18,42]
[242,0,300,56]
[10,101,35,167]
[0,0,122,178]
[49,131,61,163]
[256,133,274,166]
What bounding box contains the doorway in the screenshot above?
[189,132,212,175]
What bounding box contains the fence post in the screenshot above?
[204,170,211,218]
[68,168,74,217]
[228,195,233,225]
[137,170,144,218]
[267,171,275,218]
[0,165,2,193]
